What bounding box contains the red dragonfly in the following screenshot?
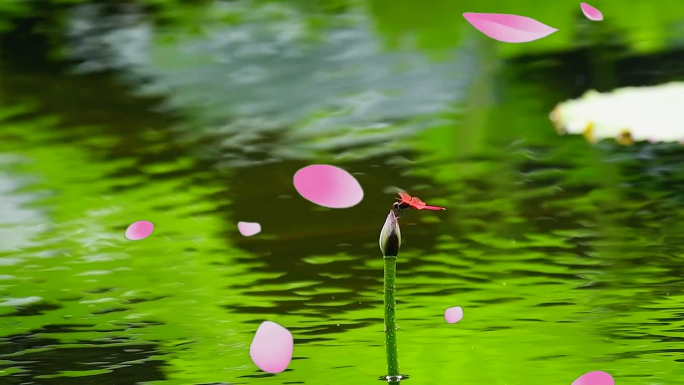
[392,191,446,218]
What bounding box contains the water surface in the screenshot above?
[1,1,684,384]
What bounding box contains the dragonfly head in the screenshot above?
[392,202,403,218]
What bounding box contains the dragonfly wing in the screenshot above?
[398,191,411,202]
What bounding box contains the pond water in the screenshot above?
[1,1,684,384]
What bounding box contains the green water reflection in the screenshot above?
[1,0,684,384]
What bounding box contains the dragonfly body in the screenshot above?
[393,191,446,218]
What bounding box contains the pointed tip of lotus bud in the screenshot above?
[379,210,401,257]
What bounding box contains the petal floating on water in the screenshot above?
[580,3,603,21]
[250,321,294,373]
[463,13,558,43]
[293,164,363,208]
[125,220,154,241]
[572,371,614,385]
[238,221,262,236]
[444,306,464,323]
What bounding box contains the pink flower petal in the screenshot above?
[238,221,261,236]
[463,13,558,43]
[125,220,154,240]
[572,371,614,385]
[444,306,464,324]
[250,321,294,374]
[580,3,603,21]
[293,165,363,208]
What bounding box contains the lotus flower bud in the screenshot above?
[379,210,401,257]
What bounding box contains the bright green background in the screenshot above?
[1,0,684,384]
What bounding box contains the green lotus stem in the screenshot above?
[379,210,401,380]
[383,255,400,377]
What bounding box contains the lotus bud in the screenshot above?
[379,210,401,257]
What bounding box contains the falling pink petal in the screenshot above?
[293,164,363,208]
[572,371,614,385]
[444,306,464,324]
[125,220,154,240]
[463,13,558,43]
[580,3,603,21]
[238,221,261,236]
[250,321,294,374]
